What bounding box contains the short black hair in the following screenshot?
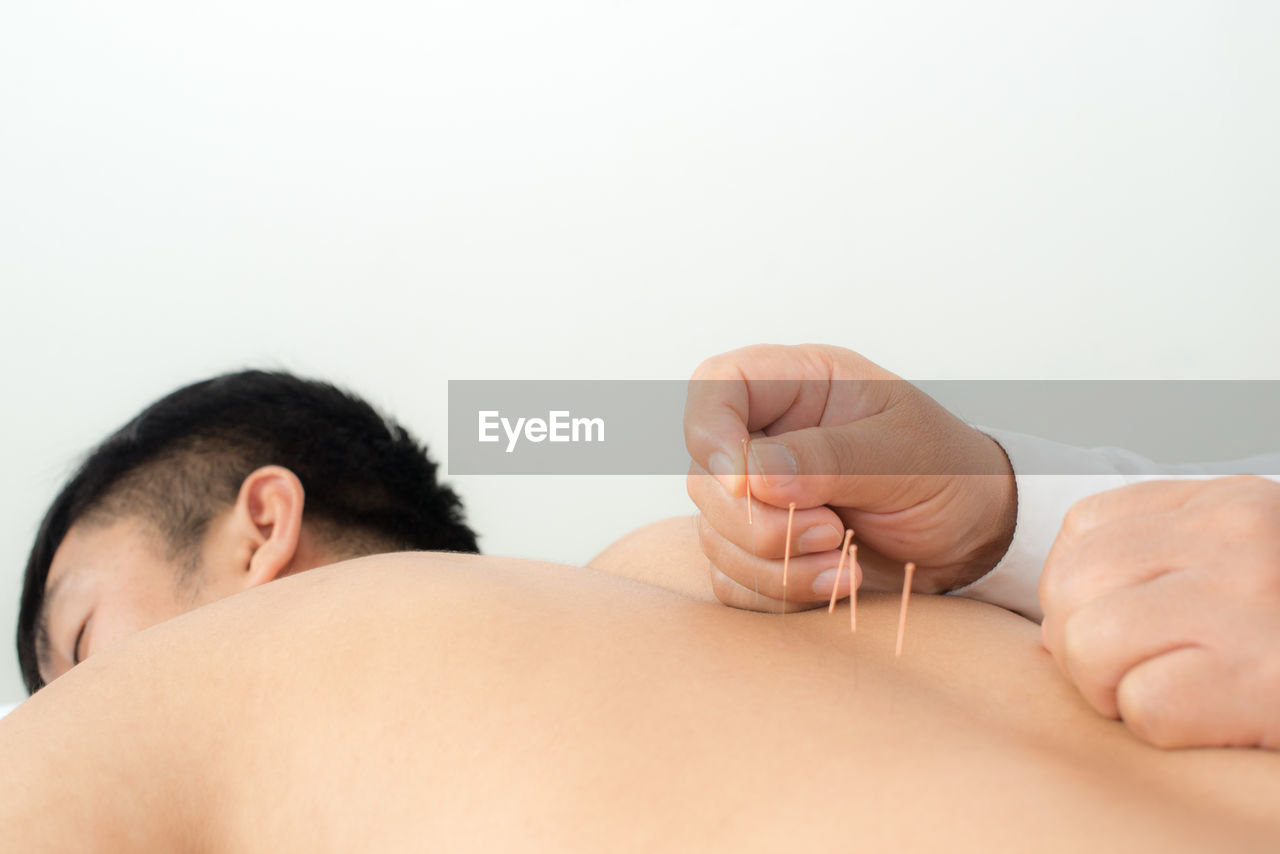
[17,370,478,693]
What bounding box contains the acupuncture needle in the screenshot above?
[849,544,858,633]
[743,438,759,606]
[782,502,796,617]
[827,529,854,613]
[895,561,916,657]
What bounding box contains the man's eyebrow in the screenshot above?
[34,574,68,676]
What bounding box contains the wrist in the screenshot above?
[946,436,1018,592]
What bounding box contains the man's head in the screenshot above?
[17,370,478,693]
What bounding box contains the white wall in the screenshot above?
[2,1,1276,700]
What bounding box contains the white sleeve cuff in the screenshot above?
[946,427,1129,623]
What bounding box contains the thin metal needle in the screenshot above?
[849,544,859,633]
[743,439,759,605]
[782,502,796,607]
[895,562,916,657]
[828,529,854,613]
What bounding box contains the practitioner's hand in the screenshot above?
[684,344,1016,612]
[1040,477,1280,749]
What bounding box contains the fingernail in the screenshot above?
[707,451,736,492]
[751,442,797,487]
[796,524,840,553]
[812,567,850,597]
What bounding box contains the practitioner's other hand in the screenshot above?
[683,344,1016,613]
[1040,477,1280,749]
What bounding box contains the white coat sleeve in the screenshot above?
[945,427,1280,623]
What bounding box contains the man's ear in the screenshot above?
[229,465,306,590]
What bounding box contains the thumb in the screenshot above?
[746,410,925,510]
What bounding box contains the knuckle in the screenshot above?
[691,344,778,382]
[1061,494,1103,540]
[1118,680,1180,748]
[689,353,730,383]
[1117,664,1189,749]
[1228,556,1280,602]
[1249,475,1280,505]
[814,344,879,378]
[1222,494,1277,539]
[1218,474,1275,495]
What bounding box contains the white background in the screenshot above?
[1,1,1276,700]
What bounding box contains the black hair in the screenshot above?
[17,370,478,693]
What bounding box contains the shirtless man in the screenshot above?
[17,352,1280,737]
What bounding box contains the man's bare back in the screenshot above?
[2,522,1277,852]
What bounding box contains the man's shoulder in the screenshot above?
[588,516,716,602]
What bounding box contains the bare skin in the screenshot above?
[2,519,1277,852]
